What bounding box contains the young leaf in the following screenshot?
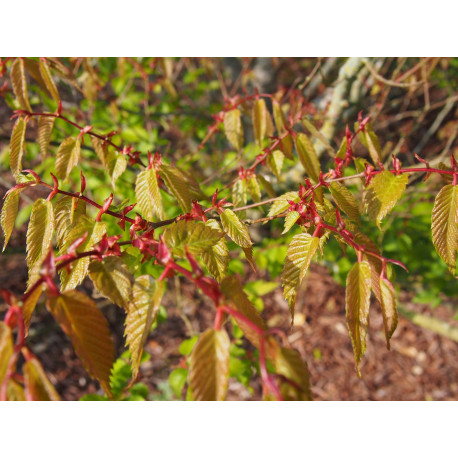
[345,261,372,377]
[189,328,230,401]
[1,187,23,251]
[364,171,408,229]
[267,150,285,180]
[252,98,267,146]
[56,136,81,180]
[91,136,108,166]
[431,184,458,273]
[220,208,252,249]
[54,196,86,248]
[220,276,266,348]
[272,100,293,159]
[302,118,333,153]
[379,277,398,350]
[9,117,27,177]
[267,191,300,218]
[37,116,55,160]
[6,379,26,401]
[22,284,43,336]
[59,216,106,291]
[47,290,115,395]
[201,219,229,282]
[23,358,60,401]
[257,174,276,198]
[125,275,165,379]
[247,175,261,203]
[136,167,165,221]
[107,151,127,190]
[26,199,54,288]
[282,233,320,321]
[274,347,312,401]
[0,322,14,386]
[89,257,133,309]
[329,181,360,222]
[164,220,224,257]
[356,121,382,164]
[295,132,321,182]
[223,108,244,150]
[282,211,300,234]
[232,178,247,218]
[11,58,32,111]
[38,58,60,103]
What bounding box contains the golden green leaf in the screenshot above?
[38,58,60,103]
[274,346,312,401]
[364,171,408,229]
[9,117,27,177]
[223,108,243,150]
[125,275,165,379]
[356,121,382,164]
[89,257,133,309]
[282,211,300,235]
[232,178,247,218]
[431,184,458,273]
[295,132,321,182]
[267,150,285,180]
[379,276,398,350]
[252,99,267,146]
[11,58,31,111]
[282,233,320,321]
[329,181,359,222]
[0,322,14,386]
[47,290,114,395]
[37,115,55,160]
[272,100,293,159]
[201,219,228,282]
[56,136,81,180]
[189,328,230,401]
[107,151,127,190]
[22,284,44,336]
[1,187,23,251]
[135,167,165,221]
[23,358,60,401]
[6,379,26,401]
[54,196,86,248]
[257,174,276,198]
[345,261,372,376]
[302,118,333,153]
[91,136,108,166]
[267,191,300,218]
[164,220,224,257]
[220,208,252,249]
[247,175,261,203]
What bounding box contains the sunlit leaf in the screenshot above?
[38,58,60,103]
[267,191,300,218]
[329,181,359,222]
[1,187,23,251]
[37,116,55,160]
[272,100,293,159]
[6,379,26,401]
[247,175,261,203]
[0,322,14,386]
[431,184,458,273]
[379,276,398,350]
[107,151,127,190]
[136,167,165,221]
[23,358,60,401]
[9,117,26,177]
[56,136,81,180]
[11,58,31,111]
[267,150,284,180]
[223,108,243,150]
[125,275,165,379]
[295,132,321,182]
[54,196,86,248]
[189,328,230,401]
[220,208,252,249]
[201,219,228,282]
[22,284,44,336]
[91,136,108,166]
[302,118,333,153]
[47,290,115,395]
[89,257,133,309]
[252,99,267,146]
[345,261,371,376]
[282,211,300,234]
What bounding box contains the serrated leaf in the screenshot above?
[232,178,247,213]
[223,108,243,150]
[274,346,312,401]
[47,290,115,395]
[282,211,300,234]
[257,174,276,198]
[23,358,60,401]
[329,181,359,221]
[247,175,261,203]
[267,191,300,218]
[220,208,252,249]
[220,277,266,348]
[1,187,23,251]
[253,99,267,146]
[189,328,230,401]
[11,58,31,111]
[56,136,81,180]
[22,284,43,336]
[164,220,224,257]
[24,58,51,97]
[345,261,372,376]
[431,184,458,273]
[364,171,408,229]
[282,233,320,321]
[201,219,228,282]
[380,277,398,350]
[0,322,14,386]
[125,275,165,379]
[160,164,205,213]
[59,216,106,291]
[37,116,55,160]
[26,199,54,288]
[9,117,27,176]
[356,121,382,164]
[336,137,347,159]
[89,257,133,309]
[38,58,60,103]
[107,151,127,190]
[6,379,26,401]
[272,100,293,159]
[302,118,333,153]
[136,167,165,221]
[54,196,86,248]
[91,136,109,166]
[267,150,284,180]
[295,132,321,182]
